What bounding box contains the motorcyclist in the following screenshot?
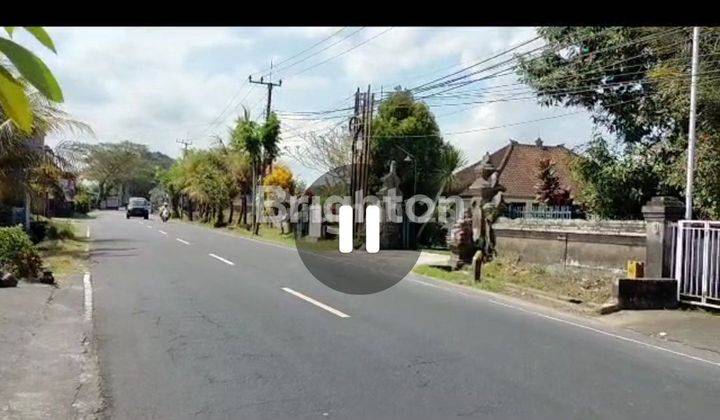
[160,202,170,223]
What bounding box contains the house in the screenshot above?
[454,138,579,218]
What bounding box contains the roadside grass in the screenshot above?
[179,218,298,248]
[414,254,615,306]
[68,212,96,220]
[413,264,505,292]
[225,224,297,248]
[35,220,89,278]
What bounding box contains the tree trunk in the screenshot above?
[251,163,257,234]
[203,205,210,223]
[216,207,225,227]
[171,194,180,218]
[97,181,106,207]
[240,193,247,226]
[228,199,235,225]
[253,165,262,236]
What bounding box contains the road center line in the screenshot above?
[146,225,152,229]
[176,238,190,245]
[281,287,350,318]
[158,230,168,235]
[209,253,235,266]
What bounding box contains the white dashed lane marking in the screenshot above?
[282,287,350,318]
[209,253,235,266]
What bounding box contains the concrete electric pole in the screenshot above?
[685,26,700,220]
[248,65,282,234]
[176,139,192,155]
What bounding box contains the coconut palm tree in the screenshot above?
[1,27,64,134]
[1,91,91,224]
[230,108,262,232]
[415,144,467,241]
[433,143,466,195]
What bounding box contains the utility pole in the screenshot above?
[685,27,700,220]
[349,86,374,242]
[249,64,282,122]
[248,64,282,234]
[176,138,192,155]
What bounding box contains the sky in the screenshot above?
[15,27,598,184]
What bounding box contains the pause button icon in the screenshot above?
[339,205,380,254]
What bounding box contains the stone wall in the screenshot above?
[493,218,646,271]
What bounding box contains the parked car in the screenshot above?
[126,197,150,219]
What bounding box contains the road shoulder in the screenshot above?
[0,273,104,419]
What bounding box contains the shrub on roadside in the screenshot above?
[74,192,91,214]
[46,221,75,240]
[28,221,48,244]
[0,226,43,279]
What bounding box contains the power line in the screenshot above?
[191,29,351,140]
[412,27,686,98]
[266,27,366,78]
[254,27,348,78]
[285,27,394,79]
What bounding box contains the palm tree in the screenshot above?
[230,108,261,233]
[1,91,92,225]
[433,144,466,195]
[210,135,251,226]
[415,144,467,240]
[1,27,64,134]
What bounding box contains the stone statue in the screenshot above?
[378,160,402,196]
[377,160,403,249]
[449,153,505,270]
[447,208,475,269]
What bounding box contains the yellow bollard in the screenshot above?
[627,261,644,279]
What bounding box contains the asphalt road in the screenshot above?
[88,210,720,419]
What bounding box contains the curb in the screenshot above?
[72,272,106,418]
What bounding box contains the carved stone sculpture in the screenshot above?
[449,153,506,270]
[378,161,403,249]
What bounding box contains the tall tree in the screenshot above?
[284,128,352,173]
[370,88,445,198]
[517,26,720,218]
[65,141,171,205]
[230,108,282,234]
[571,136,662,219]
[535,158,571,206]
[230,108,261,232]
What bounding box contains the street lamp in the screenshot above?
[395,145,417,197]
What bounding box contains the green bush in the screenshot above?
[418,222,448,249]
[46,221,75,240]
[28,221,49,244]
[74,192,91,214]
[0,226,43,279]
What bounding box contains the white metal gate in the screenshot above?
[674,220,720,308]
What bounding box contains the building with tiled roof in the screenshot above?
[453,138,579,216]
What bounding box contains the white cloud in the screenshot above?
[6,27,601,184]
[440,94,596,165]
[27,27,255,156]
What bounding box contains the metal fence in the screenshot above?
[674,220,720,309]
[505,205,574,220]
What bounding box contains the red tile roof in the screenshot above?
[454,140,578,200]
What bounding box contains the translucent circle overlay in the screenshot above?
[295,164,421,294]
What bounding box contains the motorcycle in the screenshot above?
[161,208,170,223]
